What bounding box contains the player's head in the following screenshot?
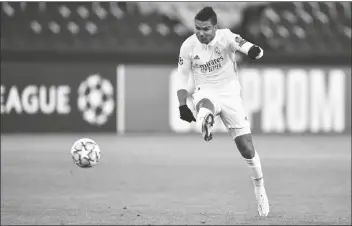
[194,6,218,44]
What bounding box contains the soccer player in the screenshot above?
[176,6,269,217]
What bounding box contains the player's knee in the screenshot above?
[196,98,214,113]
[234,133,255,159]
[229,126,251,140]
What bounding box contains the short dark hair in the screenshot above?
[195,6,217,25]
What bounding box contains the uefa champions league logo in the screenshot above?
[77,74,115,126]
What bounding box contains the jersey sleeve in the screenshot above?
[226,29,263,59]
[176,41,192,91]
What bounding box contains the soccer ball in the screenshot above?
[70,138,101,168]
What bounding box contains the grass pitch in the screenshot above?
[1,134,351,225]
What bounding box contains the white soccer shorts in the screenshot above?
[192,80,251,139]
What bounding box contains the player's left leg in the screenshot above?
[195,98,215,141]
[192,88,221,142]
[220,96,269,217]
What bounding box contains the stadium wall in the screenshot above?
[1,62,351,134]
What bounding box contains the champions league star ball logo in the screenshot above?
[77,74,115,126]
[178,57,184,65]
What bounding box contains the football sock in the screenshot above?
[244,150,264,187]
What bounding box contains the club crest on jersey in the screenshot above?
[214,47,221,55]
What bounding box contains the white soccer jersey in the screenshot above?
[177,28,261,90]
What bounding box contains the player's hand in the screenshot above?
[179,105,196,123]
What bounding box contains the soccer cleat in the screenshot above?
[252,177,269,217]
[201,113,214,142]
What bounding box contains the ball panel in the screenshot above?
[88,151,97,161]
[85,142,95,151]
[102,99,114,114]
[80,158,91,167]
[101,79,114,96]
[96,114,107,125]
[78,96,88,111]
[84,110,96,124]
[88,89,103,108]
[87,74,101,87]
[78,82,88,96]
[72,152,80,161]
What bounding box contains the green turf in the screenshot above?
[1,134,351,225]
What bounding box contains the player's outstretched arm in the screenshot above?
[227,29,263,60]
[177,42,196,123]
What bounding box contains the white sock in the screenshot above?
[244,151,264,187]
[196,107,212,133]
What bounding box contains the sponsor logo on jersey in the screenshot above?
[192,56,224,73]
[193,55,200,60]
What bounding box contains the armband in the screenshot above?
[248,45,262,60]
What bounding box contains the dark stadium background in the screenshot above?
[1,2,351,225]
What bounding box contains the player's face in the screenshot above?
[195,19,217,44]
